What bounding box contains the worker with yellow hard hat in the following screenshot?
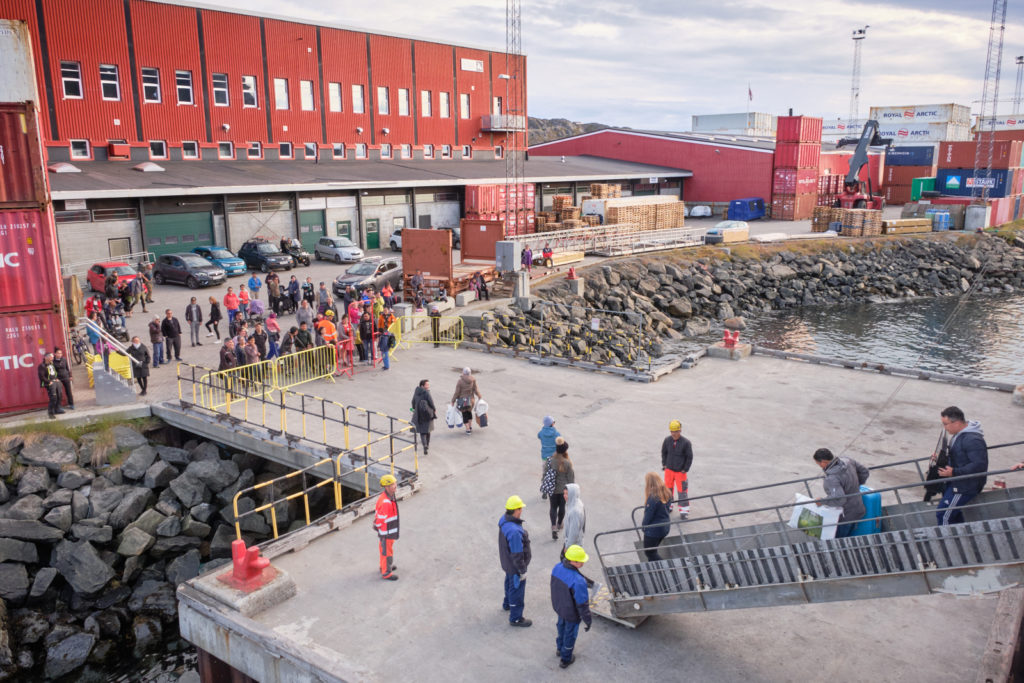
[550,544,593,669]
[373,473,400,580]
[498,495,532,627]
[662,419,694,518]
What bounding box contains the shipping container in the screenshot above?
[774,142,820,169]
[0,103,48,206]
[868,103,971,126]
[884,165,935,186]
[770,193,817,220]
[911,177,935,201]
[975,114,1024,131]
[0,310,68,415]
[883,185,913,204]
[934,168,1012,198]
[885,145,936,167]
[692,112,776,136]
[0,20,39,105]
[877,122,972,144]
[0,209,63,313]
[772,167,819,194]
[1015,168,1024,195]
[938,141,1021,170]
[775,116,822,143]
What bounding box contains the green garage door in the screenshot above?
[298,210,325,252]
[145,212,214,257]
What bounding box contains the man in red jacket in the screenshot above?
[374,474,400,581]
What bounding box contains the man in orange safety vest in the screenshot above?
[374,473,400,580]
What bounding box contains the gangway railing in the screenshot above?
[505,223,706,259]
[81,317,140,390]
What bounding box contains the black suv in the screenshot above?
[237,239,293,272]
[152,253,226,289]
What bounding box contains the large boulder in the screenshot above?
[155,446,190,467]
[128,580,177,622]
[29,567,57,598]
[0,539,38,564]
[15,467,49,497]
[120,445,158,481]
[0,519,64,542]
[149,535,202,558]
[41,489,72,509]
[108,488,154,530]
[70,491,89,522]
[52,540,115,595]
[43,505,72,532]
[124,508,166,537]
[70,520,113,544]
[143,460,178,489]
[4,495,44,521]
[667,298,693,319]
[131,615,162,659]
[189,442,220,462]
[117,527,155,557]
[185,459,240,493]
[87,485,125,517]
[181,515,211,538]
[0,480,7,505]
[155,516,181,537]
[166,548,201,585]
[18,434,77,474]
[0,564,29,601]
[189,503,217,524]
[57,468,94,490]
[43,629,95,679]
[169,473,210,508]
[110,426,148,451]
[682,317,712,337]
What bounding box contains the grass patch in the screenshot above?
[0,416,162,452]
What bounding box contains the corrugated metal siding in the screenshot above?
[55,217,141,266]
[368,35,414,151]
[0,1,51,139]
[264,18,321,147]
[42,0,137,148]
[132,0,205,146]
[200,9,267,145]
[0,104,48,205]
[453,46,490,150]
[320,28,371,150]
[0,310,66,414]
[0,209,62,311]
[413,41,455,149]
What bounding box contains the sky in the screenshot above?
[203,0,1024,131]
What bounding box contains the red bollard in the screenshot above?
[722,330,740,349]
[566,267,577,280]
[218,539,275,591]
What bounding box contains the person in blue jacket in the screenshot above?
[498,495,532,627]
[935,406,988,525]
[641,472,672,561]
[537,416,561,499]
[550,544,593,669]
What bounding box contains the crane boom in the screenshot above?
[833,119,892,209]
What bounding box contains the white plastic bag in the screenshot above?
[788,493,842,541]
[474,398,489,416]
[445,404,463,429]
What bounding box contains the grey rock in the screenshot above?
[42,488,73,509]
[0,480,7,505]
[15,467,49,497]
[166,549,201,585]
[52,540,115,595]
[88,485,125,516]
[95,584,132,610]
[88,638,117,665]
[15,648,33,670]
[57,468,95,490]
[71,522,112,543]
[108,488,154,530]
[216,469,255,506]
[221,497,270,535]
[155,516,181,537]
[189,503,217,523]
[189,441,220,462]
[170,473,209,508]
[185,458,239,493]
[122,556,144,584]
[0,539,38,564]
[71,490,89,522]
[210,525,237,559]
[44,630,95,679]
[0,564,29,601]
[128,580,177,622]
[12,609,48,644]
[143,460,178,489]
[667,298,693,319]
[156,446,190,467]
[29,567,57,598]
[5,495,44,521]
[124,508,166,536]
[154,497,182,517]
[18,434,77,475]
[0,449,13,477]
[116,527,155,556]
[0,519,64,541]
[149,535,202,558]
[131,615,162,658]
[181,515,211,538]
[102,467,123,486]
[111,425,148,451]
[723,316,747,330]
[120,444,158,480]
[682,317,712,337]
[43,505,72,532]
[93,609,122,637]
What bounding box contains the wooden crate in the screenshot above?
[882,218,932,235]
[552,195,573,211]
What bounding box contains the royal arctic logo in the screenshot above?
[898,129,909,137]
[903,110,915,118]
[882,112,903,119]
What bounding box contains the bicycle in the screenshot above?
[70,327,90,365]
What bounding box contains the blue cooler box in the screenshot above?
[851,485,882,536]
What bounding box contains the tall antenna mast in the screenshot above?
[504,0,526,236]
[1013,55,1024,113]
[973,0,1008,203]
[848,26,869,129]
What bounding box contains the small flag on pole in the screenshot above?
[748,84,753,102]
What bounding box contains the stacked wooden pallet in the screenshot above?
[583,215,600,227]
[882,218,932,235]
[862,210,883,236]
[563,219,584,229]
[811,206,834,233]
[552,195,574,211]
[655,202,687,230]
[559,207,582,222]
[604,196,687,231]
[588,183,622,198]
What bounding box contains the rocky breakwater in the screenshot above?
[0,423,302,680]
[470,235,1024,362]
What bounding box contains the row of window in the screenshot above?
[67,138,503,161]
[60,62,492,118]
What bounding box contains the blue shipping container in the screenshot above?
[728,197,766,221]
[934,168,1010,198]
[885,145,935,167]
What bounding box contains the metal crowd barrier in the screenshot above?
[196,344,337,410]
[400,315,465,349]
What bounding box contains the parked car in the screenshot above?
[438,226,461,249]
[191,246,248,276]
[333,256,402,297]
[152,253,226,288]
[389,229,403,252]
[314,236,364,263]
[86,262,138,292]
[280,238,312,267]
[237,239,293,272]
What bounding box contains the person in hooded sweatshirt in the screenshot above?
[411,379,437,455]
[934,405,988,526]
[813,448,870,538]
[537,416,561,499]
[561,483,585,555]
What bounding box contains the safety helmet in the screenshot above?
[380,474,397,487]
[564,545,589,563]
[505,495,525,510]
[325,310,334,317]
[669,420,682,432]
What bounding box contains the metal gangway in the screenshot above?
[594,454,1024,622]
[508,223,706,259]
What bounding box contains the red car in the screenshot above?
[87,262,139,293]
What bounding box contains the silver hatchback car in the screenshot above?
[314,236,364,263]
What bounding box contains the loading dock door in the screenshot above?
[298,210,325,252]
[144,212,213,257]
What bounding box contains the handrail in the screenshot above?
[81,318,141,371]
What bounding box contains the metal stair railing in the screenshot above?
[81,317,142,389]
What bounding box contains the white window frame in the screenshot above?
[494,145,504,159]
[493,96,503,115]
[440,92,450,118]
[61,62,83,99]
[279,142,293,159]
[303,142,317,160]
[420,90,432,117]
[300,80,315,111]
[400,143,412,159]
[274,78,289,110]
[69,139,90,159]
[398,88,410,116]
[380,143,392,159]
[211,73,229,107]
[355,143,367,159]
[149,140,168,159]
[242,75,258,108]
[175,70,194,105]
[328,82,342,112]
[423,144,434,159]
[141,67,160,103]
[248,141,262,159]
[332,143,345,159]
[352,84,365,114]
[461,145,472,159]
[441,144,452,159]
[182,141,199,159]
[377,86,389,115]
[217,141,234,159]
[99,64,120,101]
[459,93,470,120]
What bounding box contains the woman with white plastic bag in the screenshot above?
[451,367,481,434]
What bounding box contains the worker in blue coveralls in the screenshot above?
[550,544,593,669]
[498,495,532,627]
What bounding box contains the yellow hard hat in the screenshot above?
[564,545,589,563]
[325,310,334,317]
[505,495,525,510]
[669,420,682,432]
[380,474,396,487]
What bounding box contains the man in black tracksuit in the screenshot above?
[935,406,988,525]
[161,309,183,362]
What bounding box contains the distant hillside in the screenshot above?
[528,117,618,146]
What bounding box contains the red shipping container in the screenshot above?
[776,116,823,143]
[884,165,935,186]
[938,141,1017,170]
[993,197,1012,225]
[883,185,913,204]
[928,196,973,206]
[772,167,819,194]
[771,193,817,220]
[0,104,49,207]
[774,142,821,169]
[0,310,68,415]
[0,209,63,313]
[1014,169,1024,195]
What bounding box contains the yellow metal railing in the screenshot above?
[84,350,133,387]
[196,344,337,410]
[399,314,464,349]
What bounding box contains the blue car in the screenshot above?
[191,246,248,276]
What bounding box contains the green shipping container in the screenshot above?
[911,177,935,201]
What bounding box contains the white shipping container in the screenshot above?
[877,122,971,143]
[868,103,971,126]
[0,20,39,103]
[974,114,1024,131]
[692,112,776,135]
